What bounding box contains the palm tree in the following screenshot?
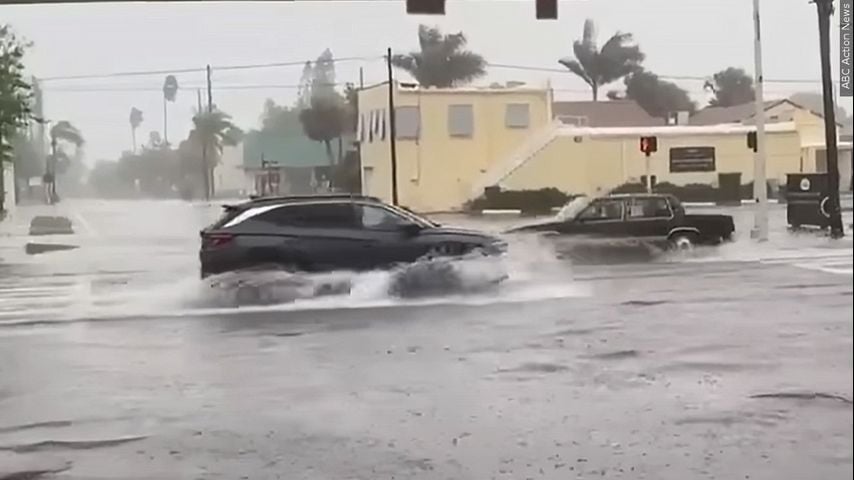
[129,107,143,153]
[162,75,178,145]
[190,109,243,199]
[46,120,83,203]
[558,19,645,101]
[391,25,487,88]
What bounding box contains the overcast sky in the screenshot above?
[2,0,849,161]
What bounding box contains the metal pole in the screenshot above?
[163,96,168,146]
[815,0,844,238]
[197,89,208,201]
[205,65,214,200]
[644,153,652,193]
[751,0,769,241]
[386,48,399,206]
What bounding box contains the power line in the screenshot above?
[487,63,841,85]
[38,56,383,82]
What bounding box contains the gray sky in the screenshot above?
[2,0,849,161]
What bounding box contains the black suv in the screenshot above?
[506,193,735,248]
[200,195,507,277]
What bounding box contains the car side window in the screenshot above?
[577,200,624,221]
[256,203,356,228]
[357,205,410,230]
[628,198,673,219]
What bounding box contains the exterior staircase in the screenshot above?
[468,120,562,201]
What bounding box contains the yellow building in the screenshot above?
[358,83,852,212]
[358,82,552,212]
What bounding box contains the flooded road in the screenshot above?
[0,200,851,479]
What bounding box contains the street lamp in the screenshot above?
[812,0,845,238]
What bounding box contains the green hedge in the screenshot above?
[468,187,574,214]
[613,181,774,203]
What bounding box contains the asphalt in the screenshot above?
[0,200,851,479]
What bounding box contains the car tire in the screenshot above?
[668,232,698,251]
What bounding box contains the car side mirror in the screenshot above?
[401,223,423,236]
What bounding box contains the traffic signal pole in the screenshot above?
[751,0,769,241]
[814,0,845,238]
[644,153,652,193]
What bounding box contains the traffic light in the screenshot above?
[536,0,558,19]
[639,136,658,155]
[747,131,758,152]
[406,0,445,15]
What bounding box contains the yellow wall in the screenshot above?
[358,83,551,212]
[503,129,806,196]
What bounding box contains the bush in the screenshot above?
[468,187,573,214]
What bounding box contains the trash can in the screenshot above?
[785,173,831,229]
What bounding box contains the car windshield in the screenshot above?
[555,195,591,221]
[386,204,439,227]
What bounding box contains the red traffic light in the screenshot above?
[639,136,658,154]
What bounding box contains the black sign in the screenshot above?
[669,147,716,173]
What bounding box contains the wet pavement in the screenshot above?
[0,200,851,479]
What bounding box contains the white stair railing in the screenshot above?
[469,120,562,200]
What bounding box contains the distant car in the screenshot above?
[505,193,735,249]
[199,194,507,278]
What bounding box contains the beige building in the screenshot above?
[358,83,852,212]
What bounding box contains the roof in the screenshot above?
[690,98,842,126]
[242,131,332,169]
[551,100,664,127]
[555,121,797,138]
[224,194,382,211]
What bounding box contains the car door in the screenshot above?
[567,198,627,239]
[350,203,429,269]
[624,196,675,241]
[250,202,362,271]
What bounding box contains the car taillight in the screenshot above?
[202,232,235,249]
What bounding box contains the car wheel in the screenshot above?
[669,232,698,251]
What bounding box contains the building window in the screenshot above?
[505,103,530,129]
[395,106,420,140]
[448,104,474,137]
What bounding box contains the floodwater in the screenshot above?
[0,200,851,479]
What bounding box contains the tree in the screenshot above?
[704,67,755,107]
[129,107,143,153]
[260,99,302,133]
[298,50,350,165]
[299,95,348,165]
[391,25,487,88]
[162,75,178,144]
[49,120,84,172]
[558,19,644,101]
[296,61,313,109]
[0,25,32,168]
[190,109,243,198]
[608,69,696,118]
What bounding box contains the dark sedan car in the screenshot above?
[199,194,507,277]
[506,193,735,249]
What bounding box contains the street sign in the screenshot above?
[406,0,444,14]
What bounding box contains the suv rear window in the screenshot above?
[255,203,357,228]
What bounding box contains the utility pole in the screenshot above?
[814,0,845,238]
[386,47,399,206]
[751,0,769,241]
[197,89,208,202]
[205,65,214,200]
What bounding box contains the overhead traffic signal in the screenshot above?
[406,0,445,15]
[536,0,558,19]
[639,136,658,155]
